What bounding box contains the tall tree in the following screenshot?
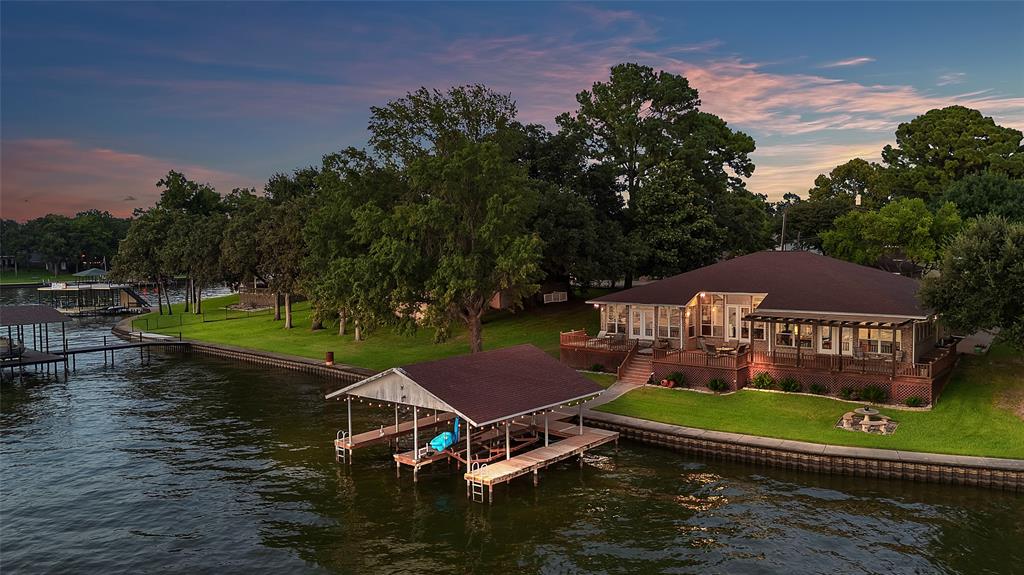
[880,106,1024,201]
[558,63,760,278]
[921,216,1024,349]
[943,172,1024,222]
[630,165,721,277]
[366,85,543,352]
[822,197,962,275]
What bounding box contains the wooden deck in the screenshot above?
[463,425,619,498]
[335,411,455,453]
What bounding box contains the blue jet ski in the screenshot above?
[429,418,460,452]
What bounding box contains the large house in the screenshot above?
[560,251,959,405]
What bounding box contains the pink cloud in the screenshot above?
[747,141,889,201]
[0,139,259,221]
[820,56,875,68]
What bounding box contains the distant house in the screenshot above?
[559,251,958,405]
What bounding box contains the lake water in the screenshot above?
[2,286,1022,574]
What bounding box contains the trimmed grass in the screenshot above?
[584,372,617,389]
[0,269,80,285]
[137,292,602,371]
[597,343,1024,459]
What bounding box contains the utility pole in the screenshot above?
[779,209,787,251]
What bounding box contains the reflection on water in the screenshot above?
[1,287,1022,574]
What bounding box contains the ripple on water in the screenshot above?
[1,286,1022,574]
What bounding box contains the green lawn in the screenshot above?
[584,372,617,389]
[597,343,1024,459]
[0,269,80,285]
[137,292,602,371]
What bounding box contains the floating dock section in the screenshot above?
[325,344,619,502]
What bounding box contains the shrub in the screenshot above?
[707,379,728,392]
[589,363,605,373]
[905,396,925,408]
[861,385,887,404]
[779,377,802,393]
[839,387,858,400]
[809,383,827,395]
[751,372,775,389]
[667,371,686,388]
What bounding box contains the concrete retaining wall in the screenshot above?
[584,410,1024,492]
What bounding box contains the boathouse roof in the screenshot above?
[589,251,928,319]
[324,344,603,427]
[0,305,70,326]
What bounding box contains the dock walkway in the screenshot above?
[464,425,619,502]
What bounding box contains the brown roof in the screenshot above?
[398,344,603,426]
[590,251,928,318]
[0,305,70,327]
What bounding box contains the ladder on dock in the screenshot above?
[335,431,349,463]
[469,462,488,503]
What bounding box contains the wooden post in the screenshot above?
[578,403,583,435]
[413,406,419,463]
[891,324,898,377]
[346,397,352,464]
[505,421,511,461]
[466,423,471,467]
[544,414,549,447]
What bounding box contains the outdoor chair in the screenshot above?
[705,343,719,357]
[853,347,865,360]
[735,343,749,357]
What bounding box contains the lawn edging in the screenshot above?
[583,408,1024,491]
[112,317,377,384]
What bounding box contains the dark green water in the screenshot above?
[2,289,1022,574]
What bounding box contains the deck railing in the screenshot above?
[560,332,952,381]
[652,348,745,370]
[559,330,634,353]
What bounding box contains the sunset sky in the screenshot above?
[2,1,1022,221]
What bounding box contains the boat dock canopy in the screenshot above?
[325,344,603,427]
[0,305,70,326]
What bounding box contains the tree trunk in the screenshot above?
[274,293,282,321]
[156,280,164,315]
[195,284,202,314]
[354,318,362,341]
[338,309,347,336]
[283,293,293,329]
[184,277,191,313]
[467,309,484,353]
[163,280,173,315]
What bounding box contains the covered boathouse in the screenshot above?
[325,344,619,503]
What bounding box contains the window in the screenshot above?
[842,327,853,353]
[606,304,628,334]
[657,307,682,339]
[700,294,725,337]
[858,328,902,354]
[752,321,766,340]
[820,326,834,351]
[775,323,812,347]
[687,307,696,337]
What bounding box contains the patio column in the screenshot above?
[892,324,898,377]
[544,413,549,447]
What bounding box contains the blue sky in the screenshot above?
[2,1,1022,220]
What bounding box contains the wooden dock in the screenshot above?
[464,425,619,502]
[334,412,455,461]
